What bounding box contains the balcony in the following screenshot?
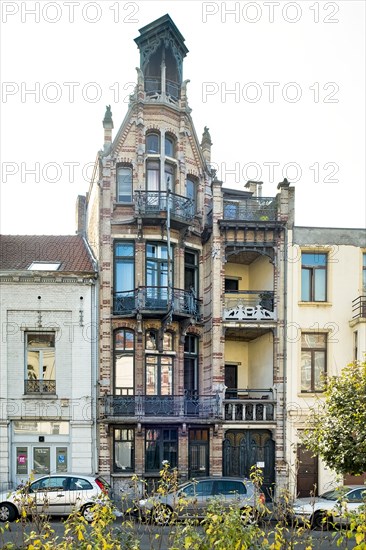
[352,296,366,319]
[24,379,56,394]
[104,394,221,419]
[135,191,194,228]
[144,77,180,103]
[114,286,201,320]
[224,291,275,322]
[224,389,275,422]
[223,197,277,222]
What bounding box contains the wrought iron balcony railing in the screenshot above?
[224,291,275,321]
[135,191,195,223]
[114,286,201,319]
[223,197,277,222]
[105,394,221,419]
[24,379,56,394]
[352,296,366,319]
[224,388,275,422]
[144,77,179,101]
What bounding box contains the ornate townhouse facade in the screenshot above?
[0,235,97,489]
[84,15,294,498]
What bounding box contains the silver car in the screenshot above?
[0,473,115,523]
[137,477,266,525]
[291,485,366,529]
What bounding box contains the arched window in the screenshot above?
[146,133,160,154]
[117,166,132,203]
[114,329,134,395]
[165,135,175,157]
[145,329,174,396]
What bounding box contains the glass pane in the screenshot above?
[115,261,134,292]
[161,357,173,395]
[165,136,174,157]
[163,332,172,350]
[115,355,134,390]
[301,268,310,301]
[124,331,134,350]
[16,447,28,475]
[146,357,158,394]
[163,440,177,468]
[301,333,326,348]
[147,161,160,190]
[56,447,68,472]
[314,269,326,301]
[314,351,326,390]
[146,134,160,153]
[33,447,50,474]
[302,253,327,266]
[115,441,133,470]
[196,480,213,496]
[164,164,174,190]
[301,351,312,392]
[27,334,55,347]
[27,351,40,379]
[117,167,132,203]
[186,179,195,200]
[42,349,55,380]
[115,243,134,257]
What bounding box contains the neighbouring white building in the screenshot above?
[286,226,366,497]
[0,235,98,489]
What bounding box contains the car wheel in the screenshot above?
[0,503,18,522]
[152,505,173,526]
[312,511,330,530]
[81,504,95,523]
[240,507,257,524]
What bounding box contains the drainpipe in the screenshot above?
[91,277,98,474]
[283,225,288,486]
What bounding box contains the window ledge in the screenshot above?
[298,393,325,398]
[298,301,332,307]
[22,394,58,399]
[111,472,135,477]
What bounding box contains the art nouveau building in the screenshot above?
[286,227,366,497]
[84,14,294,498]
[0,235,97,489]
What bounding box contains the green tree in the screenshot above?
[302,361,366,475]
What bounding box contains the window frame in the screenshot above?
[25,332,56,394]
[186,176,197,214]
[146,132,160,154]
[145,329,174,395]
[184,249,199,295]
[113,241,135,313]
[301,252,327,302]
[113,427,135,472]
[362,252,366,292]
[116,165,133,204]
[145,427,178,472]
[300,332,327,393]
[114,329,135,395]
[184,334,199,394]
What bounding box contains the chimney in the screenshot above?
[201,126,213,163]
[102,105,114,152]
[245,180,263,196]
[75,195,86,235]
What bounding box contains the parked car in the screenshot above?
[137,477,266,525]
[0,473,118,523]
[291,486,366,529]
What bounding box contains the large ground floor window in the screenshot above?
[145,427,178,471]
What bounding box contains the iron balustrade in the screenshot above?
[24,379,56,394]
[224,291,275,321]
[224,389,275,422]
[113,286,200,319]
[352,296,366,319]
[134,191,195,222]
[105,394,221,418]
[223,197,277,221]
[144,77,179,100]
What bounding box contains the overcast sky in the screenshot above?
[1,0,365,235]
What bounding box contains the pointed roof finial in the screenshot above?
[103,105,114,128]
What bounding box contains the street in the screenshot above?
[0,517,352,549]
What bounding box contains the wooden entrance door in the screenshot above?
[296,444,318,497]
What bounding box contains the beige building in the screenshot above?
[286,227,366,497]
[83,14,294,499]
